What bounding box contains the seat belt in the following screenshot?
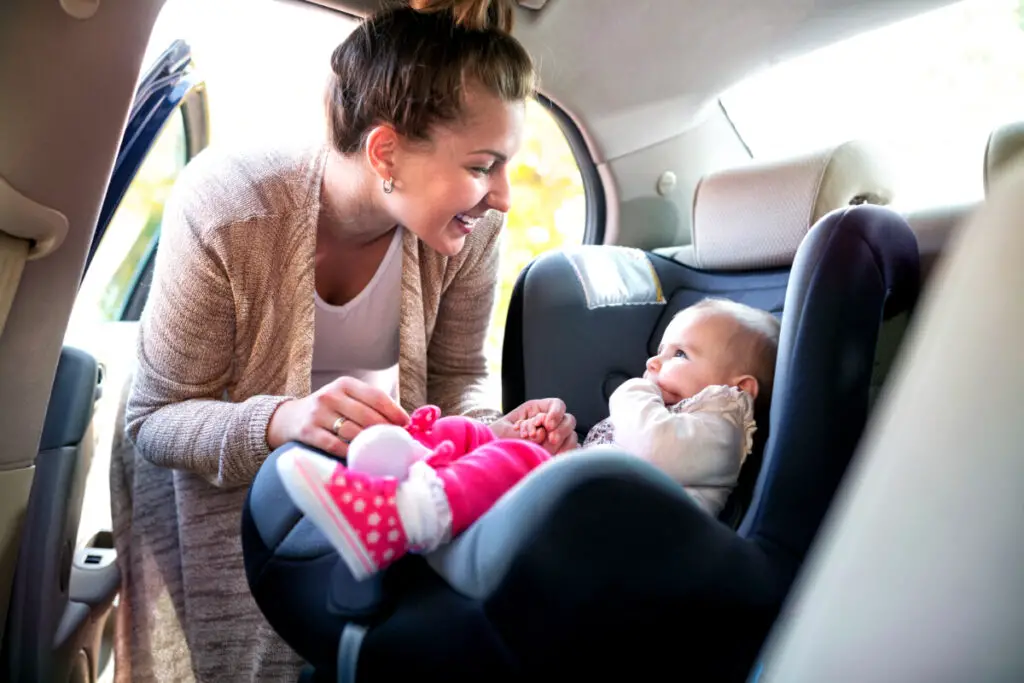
[0,175,69,339]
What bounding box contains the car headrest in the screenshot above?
[983,121,1024,195]
[679,140,895,271]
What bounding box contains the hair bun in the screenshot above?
[409,0,516,32]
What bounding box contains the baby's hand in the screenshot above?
[516,413,549,445]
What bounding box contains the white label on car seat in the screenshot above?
[564,247,666,310]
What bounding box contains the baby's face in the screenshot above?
[644,309,740,405]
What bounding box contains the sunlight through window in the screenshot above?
[721,0,1024,211]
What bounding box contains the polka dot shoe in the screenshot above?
[277,445,409,581]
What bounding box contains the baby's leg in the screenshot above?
[423,416,496,454]
[432,438,551,538]
[348,405,496,480]
[346,424,429,479]
[406,404,496,458]
[276,437,550,581]
[405,405,497,471]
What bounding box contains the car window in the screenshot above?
[720,0,1024,211]
[66,108,188,336]
[486,100,586,394]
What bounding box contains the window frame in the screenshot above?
[534,93,606,244]
[118,88,208,322]
[85,39,207,275]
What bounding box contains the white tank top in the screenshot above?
[310,228,403,397]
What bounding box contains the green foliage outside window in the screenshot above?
[486,100,587,389]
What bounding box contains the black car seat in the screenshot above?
[241,141,917,682]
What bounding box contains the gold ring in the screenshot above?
[332,416,346,436]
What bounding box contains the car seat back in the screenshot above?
[736,205,919,571]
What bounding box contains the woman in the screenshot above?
[110,1,577,680]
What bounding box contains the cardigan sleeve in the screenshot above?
[125,166,292,489]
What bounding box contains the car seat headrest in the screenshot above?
[983,120,1024,195]
[680,140,895,271]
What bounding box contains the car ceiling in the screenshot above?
[308,0,957,162]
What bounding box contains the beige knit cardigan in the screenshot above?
[110,143,503,682]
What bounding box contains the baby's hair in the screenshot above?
[679,298,781,413]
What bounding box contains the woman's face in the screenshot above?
[386,87,526,256]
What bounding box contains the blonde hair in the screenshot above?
[326,0,535,154]
[682,298,781,412]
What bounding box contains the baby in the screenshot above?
[523,297,779,515]
[277,298,780,581]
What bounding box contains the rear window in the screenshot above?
[720,0,1024,211]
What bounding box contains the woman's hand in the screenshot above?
[267,376,410,458]
[491,398,578,455]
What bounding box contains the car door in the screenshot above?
[64,37,209,551]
